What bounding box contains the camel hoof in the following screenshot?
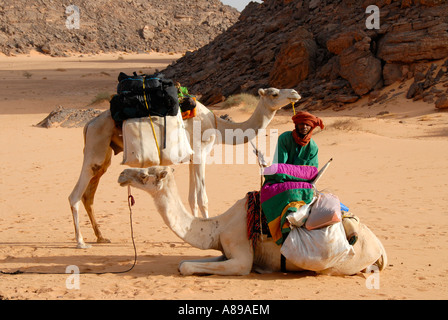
[77,243,92,249]
[96,237,111,244]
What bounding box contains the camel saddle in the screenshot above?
[246,191,360,249]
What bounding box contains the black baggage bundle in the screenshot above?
[110,72,179,122]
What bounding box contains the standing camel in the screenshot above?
[118,166,388,276]
[69,88,301,248]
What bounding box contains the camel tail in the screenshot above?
[82,121,90,147]
[375,238,388,271]
[82,116,98,152]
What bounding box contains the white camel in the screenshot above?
[118,166,388,276]
[69,88,300,248]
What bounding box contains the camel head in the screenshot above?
[258,88,301,111]
[118,166,174,193]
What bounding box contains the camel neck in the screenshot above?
[216,101,275,144]
[152,177,219,250]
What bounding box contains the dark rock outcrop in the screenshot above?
[162,0,448,109]
[35,106,103,128]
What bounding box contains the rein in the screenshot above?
[1,188,138,276]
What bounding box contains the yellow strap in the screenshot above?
[142,77,161,162]
[292,101,296,115]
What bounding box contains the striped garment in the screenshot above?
[260,164,318,245]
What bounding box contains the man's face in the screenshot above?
[295,123,312,136]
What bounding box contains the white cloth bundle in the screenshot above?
[122,113,193,167]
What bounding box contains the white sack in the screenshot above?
[280,222,354,272]
[122,113,193,167]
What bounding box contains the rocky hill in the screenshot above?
[0,0,239,56]
[162,0,448,109]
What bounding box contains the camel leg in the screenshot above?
[69,155,111,248]
[178,254,253,276]
[188,161,199,217]
[178,255,226,269]
[188,161,209,218]
[197,160,209,218]
[69,162,96,249]
[69,173,91,249]
[187,124,215,218]
[81,147,113,244]
[68,112,115,248]
[178,233,253,276]
[194,138,218,218]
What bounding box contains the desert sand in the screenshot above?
[1,51,448,300]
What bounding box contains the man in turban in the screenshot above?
[273,111,324,168]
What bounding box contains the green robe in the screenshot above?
[273,131,319,167]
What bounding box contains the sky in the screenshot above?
[221,0,263,12]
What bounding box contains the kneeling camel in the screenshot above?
[118,166,387,276]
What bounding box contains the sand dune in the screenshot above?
[1,52,448,300]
